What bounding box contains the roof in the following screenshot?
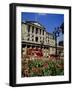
[22,21,45,29]
[22,21,54,36]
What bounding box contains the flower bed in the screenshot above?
[22,59,64,77]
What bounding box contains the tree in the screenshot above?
[60,22,64,34]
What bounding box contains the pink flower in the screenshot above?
[43,63,48,68]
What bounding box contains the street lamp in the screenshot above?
[53,22,64,58]
[40,40,44,49]
[60,22,64,34]
[53,27,60,55]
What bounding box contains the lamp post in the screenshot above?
[53,27,60,55]
[40,40,44,49]
[60,22,64,34]
[53,22,64,59]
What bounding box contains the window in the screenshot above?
[32,26,34,33]
[40,29,41,34]
[27,25,30,32]
[36,28,38,34]
[35,37,38,42]
[27,38,30,41]
[32,35,34,37]
[43,30,44,35]
[32,39,34,41]
[40,37,41,42]
[32,35,34,41]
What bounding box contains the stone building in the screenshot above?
[21,21,56,58]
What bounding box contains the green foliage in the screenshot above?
[43,68,52,76]
[28,60,43,68]
[29,71,38,77]
[22,59,64,77]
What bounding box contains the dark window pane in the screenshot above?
[27,38,30,41]
[32,39,34,41]
[36,28,38,34]
[32,26,34,33]
[40,29,41,34]
[28,25,30,32]
[43,30,44,35]
[35,37,38,42]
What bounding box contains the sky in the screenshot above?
[21,12,64,33]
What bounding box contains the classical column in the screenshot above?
[30,26,32,41]
[38,28,40,43]
[34,27,36,42]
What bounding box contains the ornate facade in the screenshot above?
[21,21,56,58]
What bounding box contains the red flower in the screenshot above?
[43,63,48,68]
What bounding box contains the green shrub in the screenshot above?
[22,59,64,77]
